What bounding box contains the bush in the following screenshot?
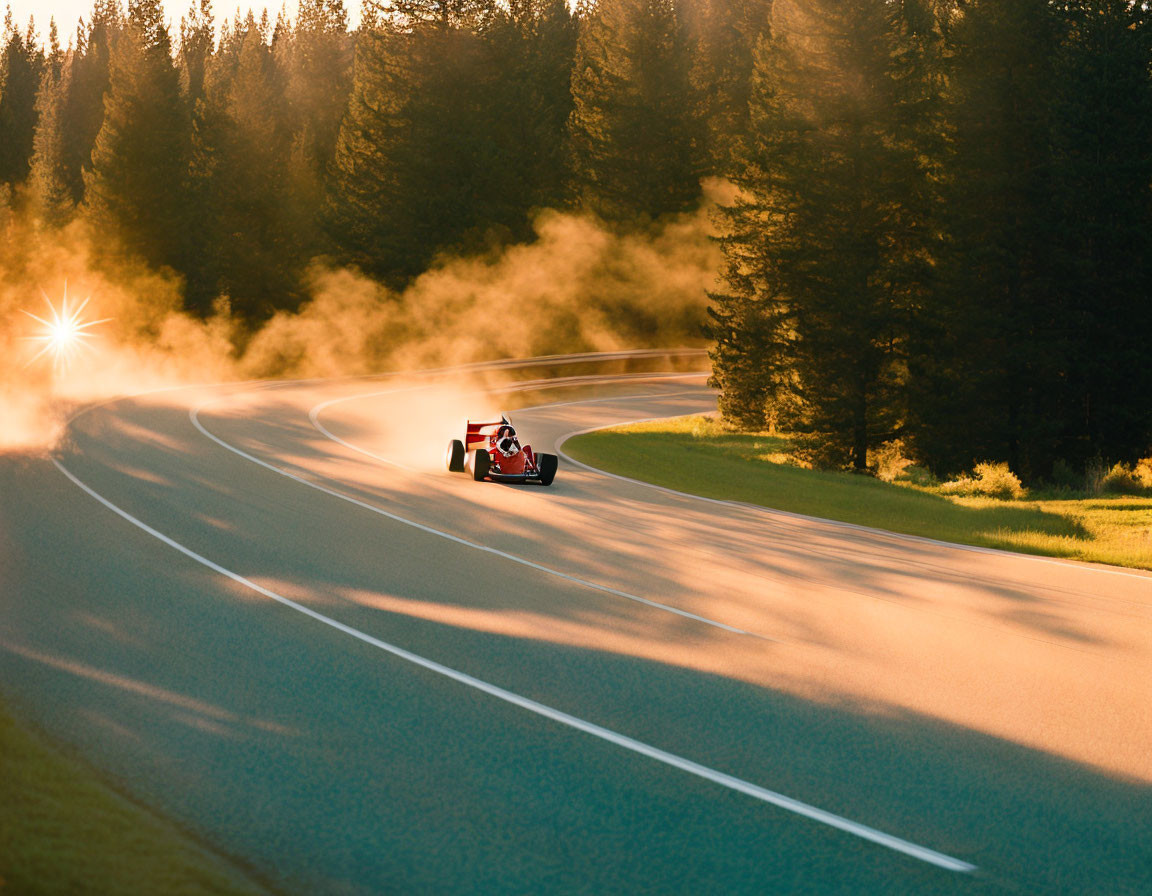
[868,440,938,486]
[792,432,851,471]
[871,439,913,482]
[1102,460,1152,495]
[940,462,1025,500]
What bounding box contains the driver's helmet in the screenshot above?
[495,423,520,457]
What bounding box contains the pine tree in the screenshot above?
[178,0,218,313]
[29,23,75,223]
[65,0,121,203]
[277,0,352,170]
[482,0,576,225]
[706,212,794,430]
[0,19,45,188]
[682,0,771,176]
[1046,0,1152,467]
[568,0,704,222]
[387,0,493,30]
[84,0,188,271]
[327,0,506,283]
[709,0,941,470]
[183,11,306,321]
[326,25,401,279]
[45,18,62,80]
[178,0,214,106]
[274,0,354,262]
[210,13,297,321]
[911,0,1065,479]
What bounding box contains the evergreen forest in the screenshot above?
[1,0,1150,481]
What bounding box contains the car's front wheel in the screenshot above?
[537,453,558,486]
[466,449,491,481]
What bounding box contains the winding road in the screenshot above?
[1,352,1150,894]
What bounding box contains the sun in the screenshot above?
[23,285,112,371]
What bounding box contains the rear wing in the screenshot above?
[464,414,511,452]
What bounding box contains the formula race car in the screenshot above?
[445,416,558,486]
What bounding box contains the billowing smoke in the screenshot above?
[0,180,729,452]
[0,215,236,451]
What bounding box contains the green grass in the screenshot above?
[565,416,1152,571]
[0,706,269,896]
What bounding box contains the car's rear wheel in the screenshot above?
[537,453,558,486]
[445,439,465,472]
[466,449,491,481]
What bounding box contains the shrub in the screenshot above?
[940,461,1025,500]
[1102,461,1152,495]
[871,439,913,482]
[792,432,851,471]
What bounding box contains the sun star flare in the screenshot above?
[22,286,111,371]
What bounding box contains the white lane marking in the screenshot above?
[307,375,711,472]
[52,455,976,875]
[307,371,709,430]
[555,421,1152,582]
[189,394,755,638]
[308,411,415,472]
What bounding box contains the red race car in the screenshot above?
[445,416,558,486]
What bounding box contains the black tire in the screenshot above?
[466,449,491,482]
[537,453,558,486]
[445,439,465,472]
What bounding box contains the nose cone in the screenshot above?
[498,448,527,474]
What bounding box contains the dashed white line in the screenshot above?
[307,374,710,472]
[190,384,755,638]
[52,455,976,875]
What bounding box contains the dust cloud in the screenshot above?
[0,180,728,453]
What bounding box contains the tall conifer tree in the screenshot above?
[274,0,354,262]
[912,0,1064,478]
[483,0,576,226]
[208,13,297,321]
[709,0,940,470]
[568,0,703,222]
[682,0,771,175]
[328,0,506,283]
[29,23,75,223]
[1045,0,1152,467]
[178,0,214,106]
[277,0,352,171]
[84,0,188,271]
[29,5,122,221]
[67,1,121,199]
[0,20,45,188]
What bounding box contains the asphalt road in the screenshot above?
[2,354,1150,894]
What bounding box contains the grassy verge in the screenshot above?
[0,705,269,896]
[564,416,1152,571]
